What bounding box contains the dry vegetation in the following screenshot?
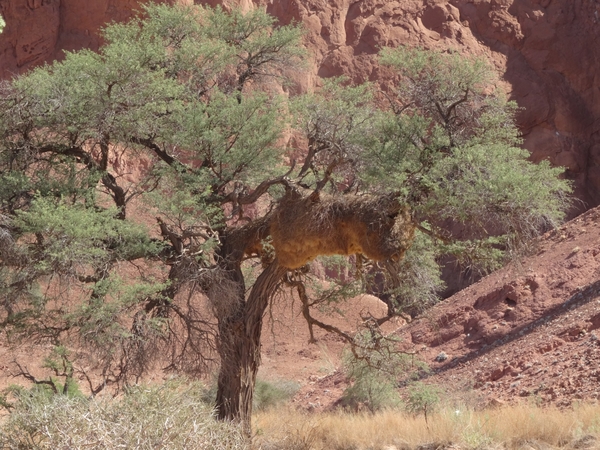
[2,377,600,449]
[253,404,600,450]
[0,380,247,450]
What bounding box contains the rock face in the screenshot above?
[452,0,600,213]
[0,0,154,76]
[0,0,599,210]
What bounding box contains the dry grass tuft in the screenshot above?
[253,404,600,450]
[0,379,247,450]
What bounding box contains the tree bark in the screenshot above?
[215,257,286,436]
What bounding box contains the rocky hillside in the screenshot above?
[287,204,600,410]
[396,205,600,407]
[1,0,599,211]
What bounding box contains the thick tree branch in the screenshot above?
[313,157,341,193]
[39,144,127,217]
[284,274,354,345]
[234,162,296,206]
[298,135,327,177]
[130,137,180,167]
[445,88,470,121]
[11,361,59,394]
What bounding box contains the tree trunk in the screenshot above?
[215,258,286,436]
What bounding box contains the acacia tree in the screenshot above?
[0,4,570,434]
[0,4,304,432]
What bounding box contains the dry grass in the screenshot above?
[0,379,247,450]
[3,379,599,450]
[253,404,600,450]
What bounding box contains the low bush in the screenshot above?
[340,369,401,413]
[340,331,426,413]
[0,379,247,450]
[254,379,300,412]
[201,376,299,412]
[405,382,441,420]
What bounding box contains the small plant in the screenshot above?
[341,329,426,413]
[253,379,300,411]
[3,346,85,410]
[341,368,401,413]
[405,382,441,423]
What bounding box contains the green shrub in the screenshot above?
[341,370,401,413]
[200,377,299,412]
[405,382,441,421]
[254,379,300,412]
[340,331,417,413]
[0,379,247,449]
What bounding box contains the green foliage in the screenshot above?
[2,196,167,377]
[341,331,426,413]
[13,197,158,270]
[1,196,164,367]
[380,47,494,120]
[0,379,247,449]
[0,3,304,393]
[307,255,363,311]
[4,377,84,406]
[253,379,300,411]
[405,382,442,418]
[341,365,401,413]
[204,6,305,87]
[383,230,445,317]
[0,347,84,416]
[361,46,572,272]
[292,78,377,190]
[174,90,285,184]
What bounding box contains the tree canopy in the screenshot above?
[0,3,571,435]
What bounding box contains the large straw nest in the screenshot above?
[269,192,415,269]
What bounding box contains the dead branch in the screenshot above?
[11,360,59,394]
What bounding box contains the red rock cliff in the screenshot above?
[1,0,598,210]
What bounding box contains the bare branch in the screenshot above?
[130,137,181,168]
[223,162,296,207]
[11,361,58,394]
